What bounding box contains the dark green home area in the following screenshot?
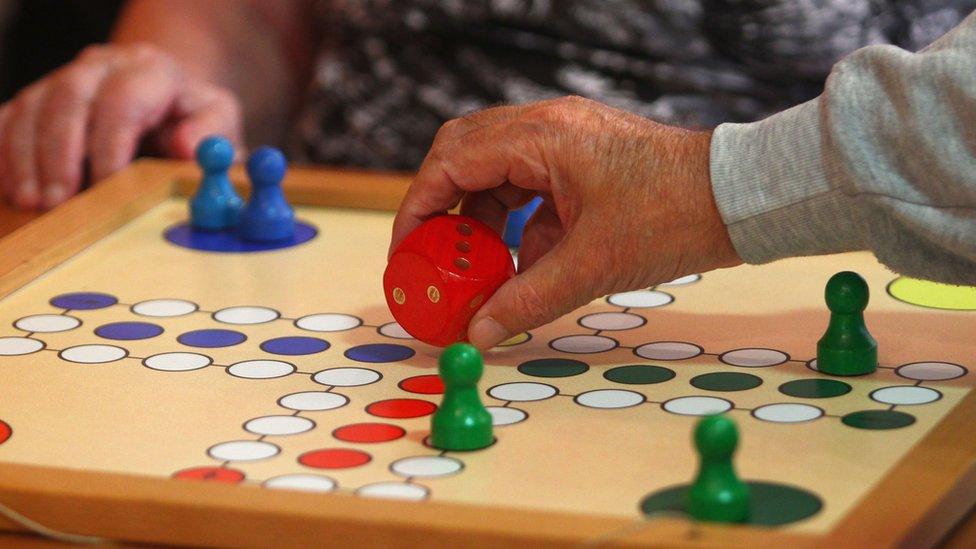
[690,372,762,392]
[779,379,852,398]
[517,358,589,378]
[640,481,823,526]
[604,364,676,384]
[842,410,916,430]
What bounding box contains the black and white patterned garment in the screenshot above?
[295,0,975,170]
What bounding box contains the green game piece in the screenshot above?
[817,271,878,376]
[431,343,493,451]
[685,415,750,523]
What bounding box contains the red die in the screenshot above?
[383,214,515,347]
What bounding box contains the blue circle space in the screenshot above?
[50,292,118,310]
[345,343,415,363]
[178,329,246,348]
[260,336,329,356]
[96,322,164,341]
[164,221,317,253]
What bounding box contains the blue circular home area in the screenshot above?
[164,221,317,253]
[344,343,415,363]
[95,322,164,341]
[50,292,118,310]
[178,329,247,348]
[260,336,330,356]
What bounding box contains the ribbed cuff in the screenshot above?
[710,98,864,264]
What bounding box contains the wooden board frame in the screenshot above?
[0,159,975,547]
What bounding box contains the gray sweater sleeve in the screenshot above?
[710,11,976,285]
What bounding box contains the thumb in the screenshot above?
[467,231,595,349]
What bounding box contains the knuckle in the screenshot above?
[77,44,106,62]
[560,94,591,106]
[51,68,92,102]
[519,110,560,138]
[129,43,174,69]
[215,88,242,115]
[9,92,37,118]
[129,42,158,59]
[442,118,463,132]
[511,280,553,326]
[435,118,463,140]
[524,100,574,127]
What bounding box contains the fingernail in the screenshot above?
[13,180,40,209]
[42,184,68,209]
[469,316,509,349]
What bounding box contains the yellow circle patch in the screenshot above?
[497,332,531,347]
[888,277,976,311]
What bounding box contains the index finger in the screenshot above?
[390,111,550,255]
[388,106,527,254]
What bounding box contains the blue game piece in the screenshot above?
[190,135,243,231]
[503,196,543,248]
[237,147,295,242]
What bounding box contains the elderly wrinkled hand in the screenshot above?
[391,96,742,349]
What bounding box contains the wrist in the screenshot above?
[680,129,744,271]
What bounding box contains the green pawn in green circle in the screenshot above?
[817,271,877,376]
[431,343,493,451]
[686,415,750,523]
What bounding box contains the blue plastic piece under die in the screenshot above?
[502,196,543,248]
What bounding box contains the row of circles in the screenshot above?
[0,336,966,387]
[484,381,941,418]
[44,292,375,329]
[201,379,934,432]
[207,443,464,481]
[43,279,696,320]
[0,338,416,365]
[517,358,968,385]
[12,311,768,361]
[173,467,432,501]
[13,311,411,342]
[236,405,528,441]
[17,307,375,332]
[260,386,919,431]
[31,288,688,350]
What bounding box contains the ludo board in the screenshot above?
[0,160,974,547]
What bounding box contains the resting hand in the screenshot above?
[0,43,242,209]
[391,96,741,349]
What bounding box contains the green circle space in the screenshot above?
[779,379,852,399]
[517,358,589,378]
[690,372,762,392]
[842,410,916,430]
[604,365,676,385]
[639,481,822,526]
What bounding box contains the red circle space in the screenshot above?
[366,398,437,419]
[398,374,444,395]
[173,466,245,483]
[0,420,10,445]
[333,422,406,443]
[299,448,371,469]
